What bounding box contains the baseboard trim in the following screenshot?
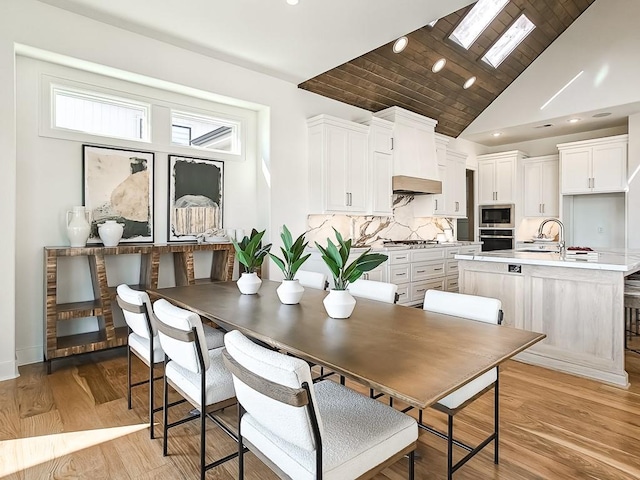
[514,351,629,388]
[0,359,19,381]
[16,346,43,366]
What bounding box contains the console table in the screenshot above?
[43,242,235,372]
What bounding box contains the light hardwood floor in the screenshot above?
[2,350,640,479]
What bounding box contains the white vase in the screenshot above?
[98,220,124,247]
[276,279,304,305]
[66,206,91,247]
[237,272,262,294]
[323,289,356,319]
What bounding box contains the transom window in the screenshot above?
[171,110,240,154]
[52,86,150,141]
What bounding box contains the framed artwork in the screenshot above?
[168,155,224,242]
[83,145,155,244]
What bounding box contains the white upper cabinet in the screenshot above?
[558,135,628,194]
[308,115,369,214]
[523,155,559,217]
[477,151,526,205]
[373,106,439,181]
[366,118,393,215]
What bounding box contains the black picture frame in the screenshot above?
[83,144,155,244]
[167,155,224,242]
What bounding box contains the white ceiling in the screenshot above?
[37,0,473,84]
[35,0,640,147]
[461,0,640,146]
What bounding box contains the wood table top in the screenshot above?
[148,281,545,409]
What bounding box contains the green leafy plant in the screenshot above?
[315,228,388,290]
[269,225,311,280]
[231,229,272,274]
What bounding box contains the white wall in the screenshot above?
[628,113,640,248]
[564,193,626,249]
[1,0,373,378]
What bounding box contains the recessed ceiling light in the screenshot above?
[286,0,299,4]
[568,117,581,123]
[492,132,502,137]
[593,112,612,118]
[463,76,476,89]
[432,58,446,73]
[393,36,408,54]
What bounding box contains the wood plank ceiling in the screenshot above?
[299,0,596,138]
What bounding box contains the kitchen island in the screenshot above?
[456,249,640,387]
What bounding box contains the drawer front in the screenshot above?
[411,279,445,302]
[389,264,411,284]
[446,275,459,292]
[411,261,445,281]
[396,285,410,304]
[445,247,460,259]
[389,250,411,264]
[459,246,480,255]
[446,260,459,275]
[411,249,445,262]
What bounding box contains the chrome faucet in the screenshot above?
[537,218,565,252]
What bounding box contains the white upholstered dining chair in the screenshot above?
[223,329,418,480]
[421,289,503,480]
[347,279,399,304]
[295,270,329,290]
[152,299,238,480]
[116,284,226,439]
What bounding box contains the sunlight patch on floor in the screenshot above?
[0,423,148,476]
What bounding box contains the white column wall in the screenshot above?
[627,114,640,249]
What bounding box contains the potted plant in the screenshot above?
[315,228,388,318]
[269,225,311,304]
[231,229,272,294]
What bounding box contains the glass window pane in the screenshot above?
[482,14,535,68]
[53,87,149,141]
[449,0,509,50]
[171,111,240,154]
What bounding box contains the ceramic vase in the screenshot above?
[237,272,262,294]
[98,220,124,247]
[276,279,304,305]
[66,206,91,247]
[323,289,356,319]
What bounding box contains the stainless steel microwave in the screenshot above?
[479,204,515,228]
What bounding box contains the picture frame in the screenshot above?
[83,144,155,244]
[168,155,224,242]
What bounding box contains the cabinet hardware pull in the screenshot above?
[434,267,443,271]
[391,138,394,150]
[416,270,425,273]
[399,292,406,296]
[542,203,545,213]
[435,199,438,210]
[396,272,406,276]
[416,289,426,293]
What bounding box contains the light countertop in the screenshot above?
[455,249,640,273]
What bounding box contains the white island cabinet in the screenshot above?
[456,249,640,387]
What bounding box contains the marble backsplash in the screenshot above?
[307,195,455,247]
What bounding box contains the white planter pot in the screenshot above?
[277,279,304,305]
[98,220,124,247]
[323,289,356,319]
[237,272,262,295]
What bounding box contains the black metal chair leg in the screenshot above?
[447,415,453,480]
[494,375,500,464]
[162,360,169,457]
[408,450,415,480]
[127,346,132,410]
[238,403,245,480]
[149,361,155,439]
[200,401,206,480]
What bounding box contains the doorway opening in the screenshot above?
[456,169,474,241]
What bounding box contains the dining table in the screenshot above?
[148,280,545,409]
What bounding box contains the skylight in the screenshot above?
[449,0,508,50]
[482,14,535,68]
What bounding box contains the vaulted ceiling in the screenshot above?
[299,0,596,138]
